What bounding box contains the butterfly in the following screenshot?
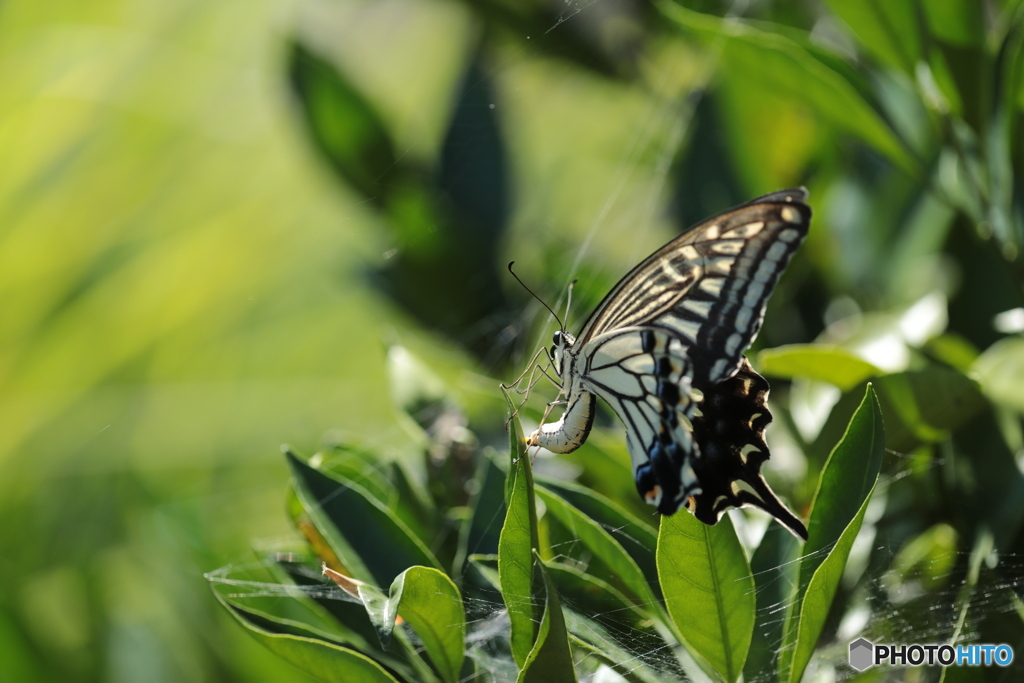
[523,188,810,540]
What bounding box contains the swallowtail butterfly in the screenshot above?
[525,188,810,540]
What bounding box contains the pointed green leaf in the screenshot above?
[779,385,885,683]
[516,551,578,683]
[287,451,442,586]
[536,478,659,590]
[657,512,754,683]
[498,404,541,668]
[787,486,875,683]
[212,590,401,683]
[536,485,659,613]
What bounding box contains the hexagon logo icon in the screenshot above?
[849,638,874,671]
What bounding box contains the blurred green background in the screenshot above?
[3,0,1024,681]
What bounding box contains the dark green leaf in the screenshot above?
[516,552,578,683]
[657,511,754,683]
[287,451,442,586]
[536,486,659,612]
[743,522,800,682]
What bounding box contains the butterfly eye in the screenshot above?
[552,331,564,347]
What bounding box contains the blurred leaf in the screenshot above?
[974,335,1024,412]
[821,0,921,74]
[287,451,442,586]
[516,552,578,683]
[386,567,466,683]
[288,40,397,204]
[921,0,986,47]
[498,407,541,668]
[780,385,884,683]
[874,368,985,451]
[212,590,402,683]
[659,1,920,175]
[386,345,451,435]
[657,512,754,683]
[757,344,881,390]
[810,368,984,459]
[536,486,659,612]
[922,333,980,372]
[457,452,506,576]
[886,522,958,592]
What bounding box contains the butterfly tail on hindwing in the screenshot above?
[686,357,808,540]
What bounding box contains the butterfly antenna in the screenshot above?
[507,261,565,331]
[563,278,578,329]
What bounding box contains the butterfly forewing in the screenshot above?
[577,188,810,388]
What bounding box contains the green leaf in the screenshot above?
[821,0,922,74]
[809,368,984,459]
[757,345,881,390]
[657,511,754,683]
[384,567,465,683]
[873,370,984,451]
[498,405,541,668]
[787,489,874,683]
[536,478,659,589]
[536,486,660,612]
[743,522,800,682]
[516,551,578,683]
[974,336,1024,412]
[212,590,402,683]
[565,610,683,683]
[779,385,885,683]
[288,40,398,206]
[287,451,442,587]
[658,1,920,176]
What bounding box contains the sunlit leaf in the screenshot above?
[821,0,921,74]
[757,344,881,390]
[386,567,466,683]
[779,385,884,683]
[498,404,541,668]
[974,336,1024,413]
[657,512,754,683]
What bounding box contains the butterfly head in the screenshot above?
[550,330,575,375]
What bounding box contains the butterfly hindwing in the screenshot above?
[687,357,807,539]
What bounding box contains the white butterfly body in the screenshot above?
[525,189,811,539]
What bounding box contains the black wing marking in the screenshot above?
[576,188,810,388]
[686,357,807,540]
[579,327,703,512]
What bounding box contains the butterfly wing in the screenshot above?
[576,188,810,387]
[572,189,810,538]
